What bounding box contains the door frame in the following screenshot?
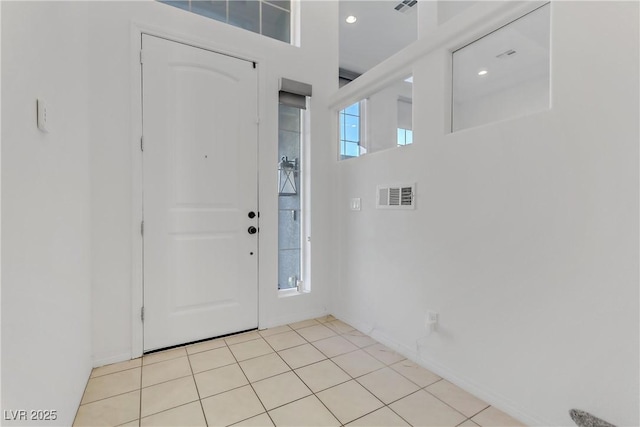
[129,22,264,359]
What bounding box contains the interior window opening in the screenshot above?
[451,3,551,131]
[338,74,413,160]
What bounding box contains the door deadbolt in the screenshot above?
[248,211,256,219]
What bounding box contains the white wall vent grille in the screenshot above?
[394,0,418,14]
[376,183,416,209]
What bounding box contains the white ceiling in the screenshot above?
[339,0,418,76]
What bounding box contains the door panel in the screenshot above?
[142,35,258,351]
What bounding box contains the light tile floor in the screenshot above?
[74,316,526,427]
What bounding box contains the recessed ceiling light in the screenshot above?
[345,15,357,24]
[478,69,488,76]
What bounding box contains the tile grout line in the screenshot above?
[297,358,353,394]
[383,401,415,427]
[293,326,488,423]
[137,359,143,427]
[384,387,429,426]
[227,335,278,427]
[71,367,94,427]
[283,317,403,425]
[260,321,346,425]
[185,341,228,356]
[317,323,417,427]
[282,319,412,426]
[141,347,188,366]
[78,387,142,408]
[136,400,201,425]
[344,403,406,427]
[331,363,388,426]
[184,344,209,427]
[388,361,443,388]
[261,331,307,353]
[143,368,192,387]
[238,352,290,383]
[456,416,473,427]
[421,381,486,421]
[349,365,437,425]
[90,363,143,379]
[253,328,318,418]
[81,318,495,427]
[329,320,496,424]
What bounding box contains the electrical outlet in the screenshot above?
[37,99,49,133]
[425,311,438,330]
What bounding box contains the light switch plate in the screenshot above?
[350,198,361,211]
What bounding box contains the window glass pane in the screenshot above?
[279,209,301,249]
[191,1,227,22]
[397,128,413,146]
[159,0,293,45]
[452,3,550,131]
[339,75,412,160]
[344,114,359,142]
[345,141,360,158]
[279,104,300,133]
[160,0,190,11]
[262,2,290,43]
[344,102,359,116]
[339,101,367,159]
[278,104,304,291]
[279,130,300,160]
[278,249,300,289]
[229,0,260,33]
[265,0,290,11]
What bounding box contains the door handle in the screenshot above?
[248,226,258,235]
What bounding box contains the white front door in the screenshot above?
[142,34,259,352]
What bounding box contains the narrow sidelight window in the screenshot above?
[278,78,311,292]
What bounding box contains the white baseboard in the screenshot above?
[93,352,133,368]
[260,308,330,330]
[333,312,548,427]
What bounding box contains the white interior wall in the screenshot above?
[366,86,399,154]
[2,2,637,426]
[437,1,478,26]
[363,81,412,154]
[88,0,338,365]
[454,75,550,131]
[333,2,639,426]
[1,2,93,425]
